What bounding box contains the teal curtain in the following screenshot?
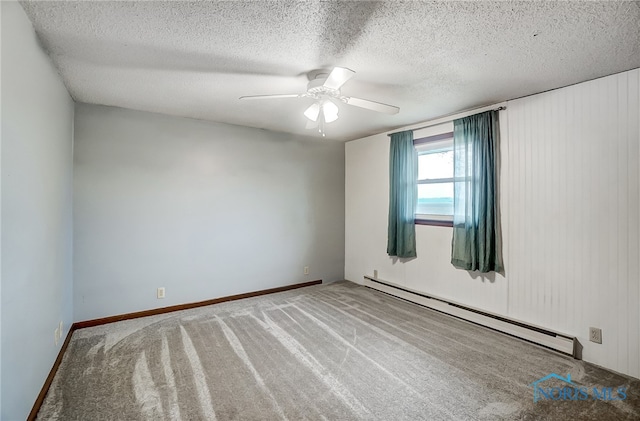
[451,111,503,272]
[387,130,418,258]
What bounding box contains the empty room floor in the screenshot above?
[37,281,640,420]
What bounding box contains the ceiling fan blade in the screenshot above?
[239,94,301,100]
[322,67,355,90]
[346,96,399,115]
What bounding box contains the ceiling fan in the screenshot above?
[239,67,399,137]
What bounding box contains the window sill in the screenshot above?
[415,219,453,227]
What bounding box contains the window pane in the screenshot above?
[417,183,453,215]
[418,150,453,180]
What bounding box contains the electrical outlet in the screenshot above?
[54,327,60,346]
[304,266,309,275]
[589,327,602,344]
[373,269,378,278]
[157,287,165,299]
[59,320,63,337]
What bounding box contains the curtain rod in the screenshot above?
[387,106,506,137]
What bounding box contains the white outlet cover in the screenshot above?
[157,287,166,299]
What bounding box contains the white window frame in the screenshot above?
[414,132,454,226]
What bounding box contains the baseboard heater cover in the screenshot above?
[363,276,577,357]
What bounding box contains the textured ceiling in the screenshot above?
[20,1,640,141]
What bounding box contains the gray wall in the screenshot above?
[1,2,75,419]
[74,104,345,321]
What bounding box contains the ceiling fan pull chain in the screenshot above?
[318,113,326,137]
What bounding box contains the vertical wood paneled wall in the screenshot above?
[502,69,639,377]
[345,69,639,378]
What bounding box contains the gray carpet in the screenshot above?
[38,281,639,420]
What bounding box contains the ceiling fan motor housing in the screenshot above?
[306,78,341,100]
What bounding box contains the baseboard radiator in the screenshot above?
[363,276,577,357]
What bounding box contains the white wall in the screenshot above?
[74,103,345,321]
[0,3,3,416]
[1,2,75,419]
[345,68,640,378]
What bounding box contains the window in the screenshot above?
[414,132,454,226]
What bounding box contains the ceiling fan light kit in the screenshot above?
[305,100,339,122]
[303,102,321,121]
[321,100,339,123]
[240,67,399,137]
